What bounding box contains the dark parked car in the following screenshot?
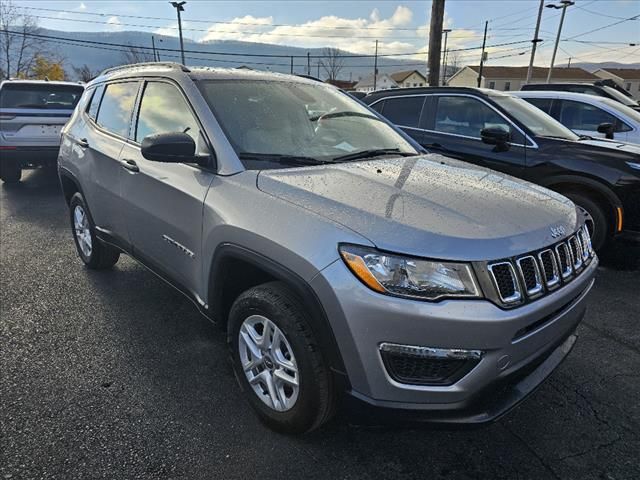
[521,82,640,111]
[364,87,640,250]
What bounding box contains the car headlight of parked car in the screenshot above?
[339,244,481,300]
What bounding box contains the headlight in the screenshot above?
[339,245,481,301]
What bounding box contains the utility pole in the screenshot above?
[170,2,186,65]
[441,28,451,86]
[567,57,572,67]
[427,0,445,86]
[290,56,293,74]
[373,40,378,91]
[307,52,310,75]
[477,20,488,87]
[546,0,574,83]
[526,0,544,84]
[151,36,158,61]
[317,62,320,79]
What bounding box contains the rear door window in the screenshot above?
[96,81,139,138]
[379,96,424,127]
[0,83,84,109]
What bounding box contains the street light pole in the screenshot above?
[546,0,574,83]
[526,0,544,84]
[441,29,451,86]
[170,1,186,65]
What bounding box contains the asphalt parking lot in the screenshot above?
[1,169,639,480]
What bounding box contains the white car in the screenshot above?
[512,91,640,145]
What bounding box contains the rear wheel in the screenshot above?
[69,193,120,269]
[0,160,22,184]
[229,281,335,433]
[565,192,609,251]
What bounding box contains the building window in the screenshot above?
[626,83,632,91]
[504,81,511,91]
[488,81,496,89]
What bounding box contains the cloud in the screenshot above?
[106,16,124,31]
[78,2,87,10]
[198,6,421,55]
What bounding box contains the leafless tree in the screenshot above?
[0,0,45,79]
[73,64,99,82]
[121,43,154,65]
[319,47,345,81]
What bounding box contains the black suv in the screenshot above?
[364,87,640,250]
[521,82,640,111]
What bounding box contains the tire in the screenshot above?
[229,281,335,433]
[69,192,120,269]
[565,192,609,252]
[0,160,22,184]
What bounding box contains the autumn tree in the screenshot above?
[319,48,345,81]
[30,55,66,80]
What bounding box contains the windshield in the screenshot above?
[0,83,84,109]
[492,95,580,141]
[601,85,639,107]
[599,97,640,123]
[197,80,417,168]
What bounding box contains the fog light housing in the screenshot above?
[380,343,483,386]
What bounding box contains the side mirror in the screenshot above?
[596,122,614,140]
[481,127,510,148]
[141,132,196,163]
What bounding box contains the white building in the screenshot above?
[354,73,398,93]
[390,70,427,88]
[447,65,599,91]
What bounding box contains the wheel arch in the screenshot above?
[208,243,349,381]
[58,167,84,205]
[542,175,623,233]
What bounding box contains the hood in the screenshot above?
[577,138,640,155]
[257,155,578,261]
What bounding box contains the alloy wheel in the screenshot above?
[73,205,92,258]
[578,205,595,239]
[238,315,299,412]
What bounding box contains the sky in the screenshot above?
[10,0,640,66]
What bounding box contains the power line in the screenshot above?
[564,14,640,40]
[2,29,535,60]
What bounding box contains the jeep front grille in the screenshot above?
[487,225,594,307]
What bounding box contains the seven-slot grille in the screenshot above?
[488,225,594,306]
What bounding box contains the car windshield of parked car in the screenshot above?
[599,97,640,123]
[492,95,580,141]
[197,80,418,167]
[601,86,639,107]
[0,83,84,110]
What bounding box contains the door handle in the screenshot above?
[77,138,89,148]
[121,159,139,173]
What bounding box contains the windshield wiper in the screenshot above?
[578,134,594,141]
[332,148,418,163]
[238,152,329,166]
[309,111,382,122]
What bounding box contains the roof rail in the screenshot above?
[99,62,190,76]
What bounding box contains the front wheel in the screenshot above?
[229,282,335,433]
[69,192,120,269]
[565,192,609,252]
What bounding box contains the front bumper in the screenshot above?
[311,255,597,417]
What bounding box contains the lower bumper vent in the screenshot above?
[380,343,482,386]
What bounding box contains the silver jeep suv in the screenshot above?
[58,63,598,433]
